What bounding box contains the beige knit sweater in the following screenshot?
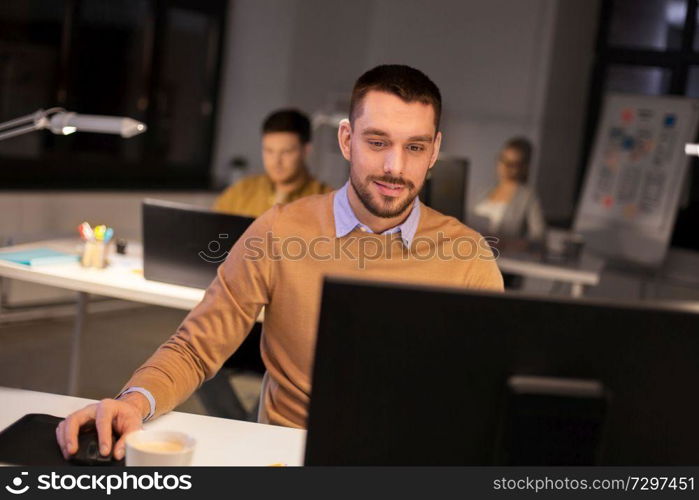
[122,191,504,428]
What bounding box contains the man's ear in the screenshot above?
[428,131,442,170]
[337,119,352,162]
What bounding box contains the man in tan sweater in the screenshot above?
[56,65,503,460]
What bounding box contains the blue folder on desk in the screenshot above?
[0,248,79,266]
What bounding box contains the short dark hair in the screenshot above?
[349,64,442,131]
[262,109,311,144]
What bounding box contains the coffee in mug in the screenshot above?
[125,430,195,466]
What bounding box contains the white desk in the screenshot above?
[497,250,605,298]
[0,239,204,310]
[0,387,306,466]
[0,239,263,395]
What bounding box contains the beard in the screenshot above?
[349,165,424,219]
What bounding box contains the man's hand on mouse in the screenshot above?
[55,392,149,460]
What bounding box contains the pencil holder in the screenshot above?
[81,240,110,269]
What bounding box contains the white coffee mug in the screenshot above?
[125,430,195,466]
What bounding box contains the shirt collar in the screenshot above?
[333,181,421,248]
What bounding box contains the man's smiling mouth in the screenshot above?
[373,180,405,196]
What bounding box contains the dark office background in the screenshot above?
[0,0,226,189]
[0,0,698,251]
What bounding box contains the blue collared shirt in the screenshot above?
[333,181,421,248]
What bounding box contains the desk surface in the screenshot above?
[0,387,306,466]
[498,250,605,286]
[0,239,205,310]
[1,239,605,295]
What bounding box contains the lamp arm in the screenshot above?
[0,123,44,141]
[0,107,146,141]
[0,108,66,142]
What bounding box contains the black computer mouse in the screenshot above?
[69,428,124,466]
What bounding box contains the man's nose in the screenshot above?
[383,148,405,176]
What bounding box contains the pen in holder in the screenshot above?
[78,222,114,269]
[81,239,110,268]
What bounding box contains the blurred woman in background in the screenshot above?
[472,136,546,242]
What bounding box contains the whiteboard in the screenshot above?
[574,93,699,267]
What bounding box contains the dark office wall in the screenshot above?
[0,0,226,189]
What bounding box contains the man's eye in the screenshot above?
[368,140,385,148]
[408,144,425,152]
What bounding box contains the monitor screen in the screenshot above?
[306,278,699,465]
[142,199,254,289]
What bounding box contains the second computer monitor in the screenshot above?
[142,199,254,289]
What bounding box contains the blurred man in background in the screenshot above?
[213,109,331,217]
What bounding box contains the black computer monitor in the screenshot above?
[305,278,699,465]
[142,199,254,289]
[419,157,468,222]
